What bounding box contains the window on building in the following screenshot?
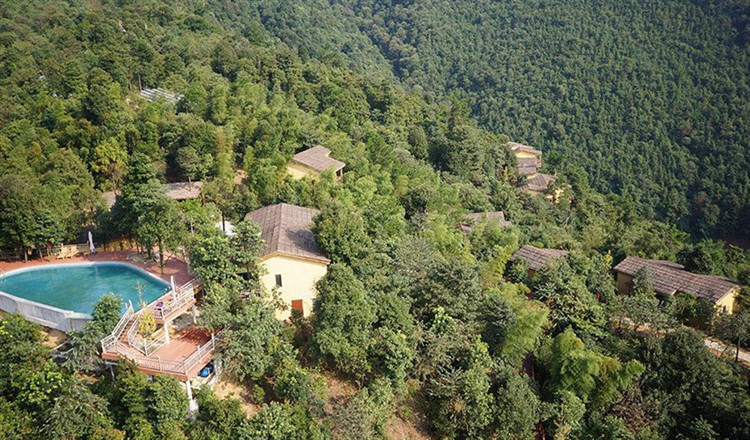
[275,274,282,287]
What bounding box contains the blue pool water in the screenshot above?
[0,263,171,315]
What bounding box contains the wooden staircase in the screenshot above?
[100,278,215,381]
[119,318,136,342]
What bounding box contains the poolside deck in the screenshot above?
[0,250,192,285]
[102,325,215,381]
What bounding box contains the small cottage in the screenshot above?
[613,257,739,314]
[457,211,512,233]
[287,145,345,180]
[102,181,203,209]
[510,244,569,277]
[508,142,542,176]
[516,173,559,200]
[245,203,330,320]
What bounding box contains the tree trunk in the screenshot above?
[158,237,164,274]
[23,246,27,263]
[221,212,226,232]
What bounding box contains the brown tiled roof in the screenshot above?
[511,244,569,271]
[245,203,329,263]
[508,142,542,156]
[458,211,512,233]
[164,181,202,200]
[517,173,556,192]
[292,145,345,173]
[517,157,539,176]
[101,181,202,208]
[613,257,739,303]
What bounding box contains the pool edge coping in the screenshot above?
[0,261,173,326]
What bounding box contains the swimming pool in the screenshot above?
[0,262,171,315]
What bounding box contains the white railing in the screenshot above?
[181,333,220,373]
[178,278,202,295]
[101,303,135,352]
[100,277,204,358]
[107,333,219,376]
[126,311,168,356]
[150,278,202,320]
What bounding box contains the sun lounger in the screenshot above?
[56,247,69,259]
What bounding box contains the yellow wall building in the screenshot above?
[508,142,542,176]
[287,145,345,181]
[245,203,330,320]
[614,257,739,314]
[260,254,328,320]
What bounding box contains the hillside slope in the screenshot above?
[227,0,750,238]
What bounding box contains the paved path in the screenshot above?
[703,338,750,364]
[615,317,750,366]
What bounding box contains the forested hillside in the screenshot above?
[0,1,749,440]
[225,0,750,238]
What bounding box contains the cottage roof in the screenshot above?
[518,173,556,192]
[517,157,539,176]
[245,203,329,263]
[613,257,739,303]
[511,244,569,271]
[292,145,345,173]
[101,181,202,208]
[458,211,512,233]
[508,142,542,156]
[165,181,203,200]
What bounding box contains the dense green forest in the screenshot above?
[219,0,750,238]
[0,1,749,440]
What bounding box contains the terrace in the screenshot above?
[100,278,215,382]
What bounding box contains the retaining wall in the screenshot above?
[0,290,91,332]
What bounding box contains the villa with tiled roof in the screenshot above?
[506,141,564,202]
[517,173,557,196]
[102,181,203,209]
[508,142,542,176]
[287,145,345,180]
[614,257,739,314]
[245,203,329,319]
[457,211,512,233]
[511,244,569,275]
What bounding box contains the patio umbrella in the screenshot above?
[88,231,95,254]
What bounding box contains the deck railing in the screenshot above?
[126,312,169,356]
[181,333,220,373]
[151,278,201,320]
[150,278,201,319]
[101,278,203,357]
[107,333,219,376]
[101,303,134,352]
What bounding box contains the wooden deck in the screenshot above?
[102,326,215,381]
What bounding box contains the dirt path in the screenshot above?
[213,378,261,417]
